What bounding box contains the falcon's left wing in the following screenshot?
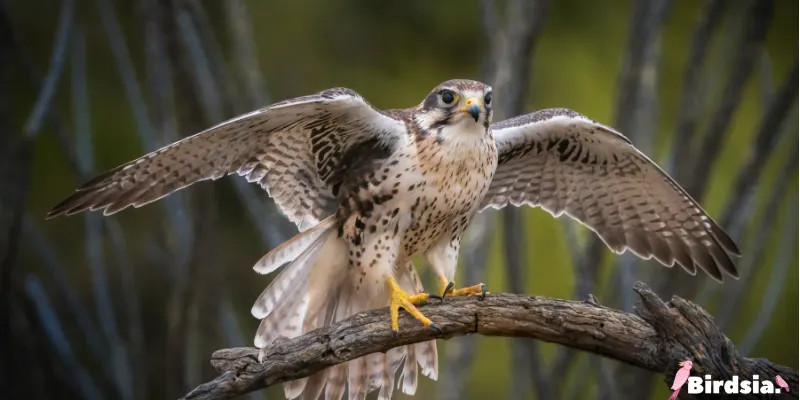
[47,87,408,231]
[483,108,740,281]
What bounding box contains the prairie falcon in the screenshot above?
[49,79,740,399]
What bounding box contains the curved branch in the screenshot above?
[182,282,797,400]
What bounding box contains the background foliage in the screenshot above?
[2,0,797,399]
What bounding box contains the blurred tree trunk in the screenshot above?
[656,0,773,302]
[0,23,31,399]
[485,1,551,399]
[0,5,79,399]
[616,1,776,399]
[161,0,222,397]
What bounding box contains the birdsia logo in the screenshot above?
[685,375,786,395]
[667,360,791,398]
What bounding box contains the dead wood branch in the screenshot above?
[182,282,797,400]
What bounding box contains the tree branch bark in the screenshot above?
[182,282,797,400]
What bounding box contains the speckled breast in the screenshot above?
[401,134,497,256]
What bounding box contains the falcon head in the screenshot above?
[414,79,493,136]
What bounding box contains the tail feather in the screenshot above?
[252,242,318,347]
[399,345,419,395]
[252,218,345,347]
[255,283,312,347]
[399,263,438,382]
[251,236,320,320]
[386,346,406,379]
[377,347,405,400]
[365,353,384,391]
[252,223,439,400]
[347,356,368,400]
[377,377,394,400]
[284,377,308,400]
[253,216,335,274]
[320,287,356,400]
[300,372,326,400]
[324,365,347,400]
[415,341,438,380]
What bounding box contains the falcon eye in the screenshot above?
[484,92,492,105]
[440,90,456,105]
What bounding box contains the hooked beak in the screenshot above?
[460,98,482,122]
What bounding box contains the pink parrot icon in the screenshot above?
[668,360,693,400]
[776,375,790,392]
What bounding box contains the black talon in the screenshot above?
[443,281,455,296]
[430,323,443,333]
[479,283,487,300]
[428,292,443,301]
[392,329,399,337]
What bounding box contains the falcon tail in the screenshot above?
[250,218,437,400]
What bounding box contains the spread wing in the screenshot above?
[48,88,408,229]
[482,108,740,281]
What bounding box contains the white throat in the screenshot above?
[439,119,487,144]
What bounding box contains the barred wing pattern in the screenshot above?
[482,108,740,281]
[47,88,407,230]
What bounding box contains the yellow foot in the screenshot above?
[387,276,441,335]
[432,276,488,300]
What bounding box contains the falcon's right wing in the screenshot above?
[482,108,740,281]
[47,87,408,231]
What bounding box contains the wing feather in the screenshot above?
[47,88,407,230]
[484,108,740,281]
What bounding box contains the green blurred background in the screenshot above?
[5,0,798,399]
